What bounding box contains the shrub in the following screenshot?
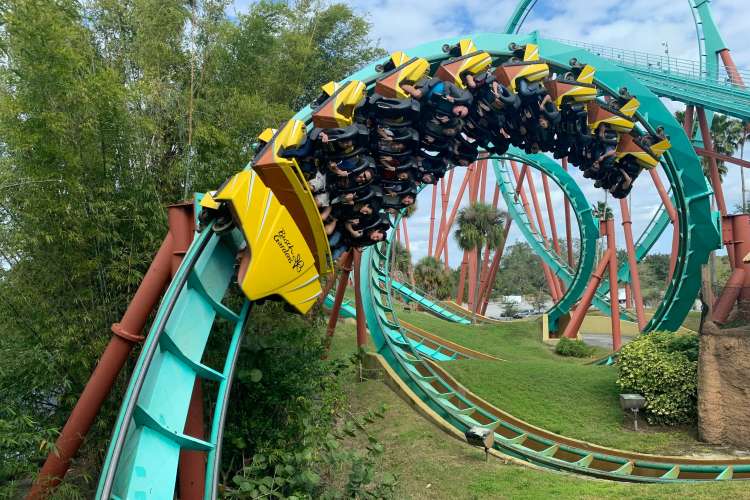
[555,337,595,358]
[617,332,698,426]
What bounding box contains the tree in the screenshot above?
[592,201,613,220]
[390,240,411,283]
[499,296,519,318]
[493,242,550,297]
[525,289,548,313]
[0,0,383,494]
[414,256,453,299]
[454,202,505,322]
[674,110,745,180]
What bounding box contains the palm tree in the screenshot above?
[454,202,505,323]
[674,111,745,180]
[592,201,614,220]
[414,256,453,299]
[740,125,748,213]
[390,240,411,282]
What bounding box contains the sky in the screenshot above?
[231,0,749,267]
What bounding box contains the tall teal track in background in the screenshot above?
[386,278,471,324]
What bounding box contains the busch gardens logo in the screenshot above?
[273,229,304,273]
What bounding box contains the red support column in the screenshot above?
[712,268,746,323]
[434,167,473,259]
[439,171,454,269]
[648,168,681,281]
[606,218,622,351]
[563,249,613,339]
[697,107,735,265]
[466,163,481,312]
[456,253,469,305]
[683,104,695,140]
[619,198,647,331]
[479,218,513,315]
[625,284,633,310]
[467,250,478,312]
[353,249,368,348]
[719,49,745,86]
[480,159,488,203]
[563,158,574,267]
[167,205,205,500]
[509,162,560,302]
[401,218,411,254]
[428,183,438,258]
[478,183,501,300]
[524,167,563,300]
[179,379,205,500]
[542,174,562,256]
[733,214,750,301]
[30,205,188,497]
[324,250,354,354]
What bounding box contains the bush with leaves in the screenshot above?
[223,368,398,499]
[215,302,397,498]
[616,332,698,426]
[554,338,594,358]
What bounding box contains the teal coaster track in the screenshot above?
[94,17,750,499]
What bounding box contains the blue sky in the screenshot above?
[231,0,748,266]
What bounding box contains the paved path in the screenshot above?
[581,334,634,350]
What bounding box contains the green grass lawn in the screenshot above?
[328,321,748,499]
[383,308,712,455]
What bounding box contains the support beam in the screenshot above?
[509,162,560,302]
[563,249,613,339]
[456,254,469,305]
[179,379,206,500]
[437,171,453,268]
[523,166,563,300]
[563,158,574,268]
[606,218,622,351]
[401,218,411,254]
[719,48,745,87]
[542,174,562,256]
[479,218,513,315]
[353,249,367,348]
[696,107,729,215]
[434,167,472,259]
[466,162,482,312]
[428,183,438,257]
[478,183,501,301]
[697,106,735,265]
[619,198,647,331]
[694,147,750,169]
[324,250,354,353]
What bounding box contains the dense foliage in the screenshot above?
[617,332,698,426]
[554,338,595,358]
[413,256,454,299]
[0,0,382,495]
[220,303,397,499]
